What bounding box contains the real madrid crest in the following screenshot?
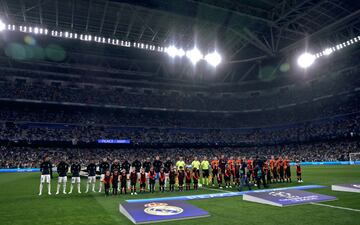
[144,202,184,216]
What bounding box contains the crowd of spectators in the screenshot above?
[0,112,358,144]
[0,70,359,111]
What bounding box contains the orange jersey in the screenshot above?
[227,159,235,170]
[247,160,253,170]
[235,159,241,165]
[211,160,219,169]
[276,159,281,169]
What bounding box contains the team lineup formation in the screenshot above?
[38,155,303,196]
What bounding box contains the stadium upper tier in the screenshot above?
[0,69,358,112]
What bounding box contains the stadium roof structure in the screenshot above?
[0,0,359,84]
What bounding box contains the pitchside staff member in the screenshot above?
[86,160,97,193]
[69,160,82,194]
[56,159,69,195]
[98,158,110,192]
[39,156,52,196]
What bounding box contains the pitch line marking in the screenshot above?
[311,202,360,212]
[202,187,235,193]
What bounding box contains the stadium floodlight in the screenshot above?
[297,53,315,68]
[0,20,5,31]
[34,27,39,34]
[166,45,178,57]
[323,48,333,56]
[205,51,222,67]
[186,47,203,65]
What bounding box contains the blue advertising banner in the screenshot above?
[332,184,360,193]
[0,168,40,173]
[243,189,336,207]
[127,185,325,203]
[119,201,209,224]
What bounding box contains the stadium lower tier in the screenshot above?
[0,140,357,168]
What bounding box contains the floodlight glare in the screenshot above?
[205,51,222,67]
[323,48,333,56]
[297,53,315,68]
[186,47,203,65]
[0,20,6,31]
[166,45,178,57]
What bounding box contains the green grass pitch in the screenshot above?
[0,165,359,225]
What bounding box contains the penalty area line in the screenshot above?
[311,202,360,212]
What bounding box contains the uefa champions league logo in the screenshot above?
[144,202,184,216]
[268,191,319,202]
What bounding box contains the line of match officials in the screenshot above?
[38,154,303,196]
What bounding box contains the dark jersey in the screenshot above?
[40,161,52,175]
[169,171,176,184]
[87,163,97,176]
[57,161,69,177]
[112,174,119,185]
[111,163,121,172]
[153,160,163,173]
[132,160,142,173]
[122,161,131,174]
[219,159,227,172]
[178,171,185,184]
[71,163,81,177]
[143,161,151,173]
[120,173,127,184]
[130,172,137,184]
[164,160,173,173]
[99,162,110,174]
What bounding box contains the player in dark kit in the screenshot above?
[69,161,81,194]
[132,159,142,174]
[285,160,292,183]
[224,167,231,188]
[86,160,97,193]
[120,170,127,194]
[130,168,138,195]
[111,160,121,173]
[178,166,185,191]
[122,159,131,188]
[159,168,166,192]
[39,156,53,195]
[153,156,163,179]
[278,157,285,183]
[56,159,69,195]
[169,167,176,192]
[219,155,227,175]
[139,168,147,193]
[217,170,223,188]
[185,168,192,190]
[112,170,120,195]
[148,167,156,193]
[296,160,303,182]
[164,157,173,188]
[103,170,112,196]
[99,158,110,192]
[142,158,152,190]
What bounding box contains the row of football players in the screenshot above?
[38,155,303,195]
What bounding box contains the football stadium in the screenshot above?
[0,0,360,224]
